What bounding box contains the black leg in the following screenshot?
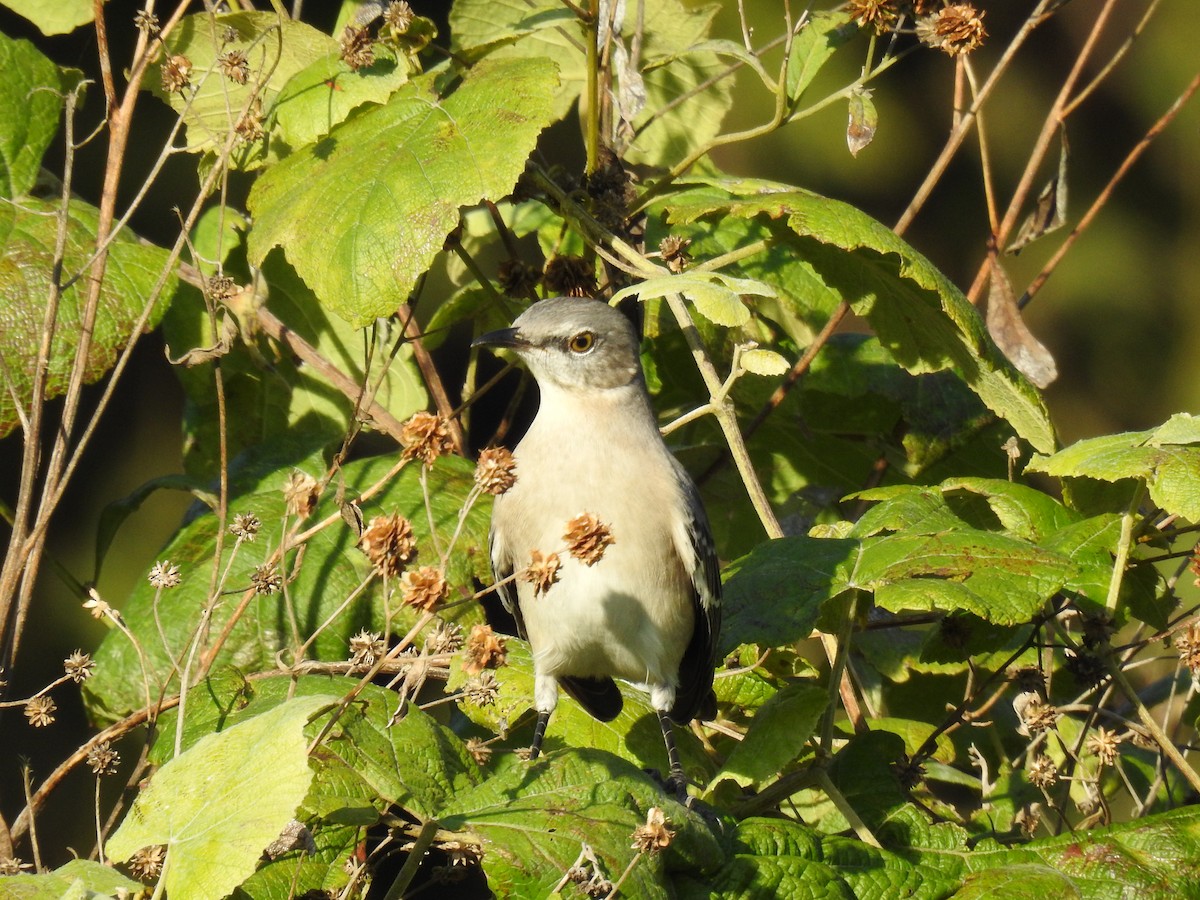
[657,711,687,794]
[529,709,551,760]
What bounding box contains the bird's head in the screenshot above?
[473,296,642,392]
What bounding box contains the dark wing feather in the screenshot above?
[489,519,624,722]
[668,462,722,725]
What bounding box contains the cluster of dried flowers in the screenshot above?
[847,0,987,57]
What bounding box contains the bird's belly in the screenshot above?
[519,559,692,687]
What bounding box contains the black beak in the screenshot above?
[472,327,527,351]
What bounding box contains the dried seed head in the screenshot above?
[464,670,500,706]
[1075,780,1102,816]
[1064,649,1105,688]
[230,513,261,542]
[938,614,971,650]
[1086,726,1121,767]
[463,623,507,673]
[64,650,94,683]
[425,621,464,655]
[358,513,418,577]
[284,470,320,518]
[1014,802,1042,838]
[1189,542,1200,586]
[521,549,561,596]
[25,695,56,728]
[206,274,238,304]
[631,807,674,853]
[148,560,182,589]
[1081,611,1115,649]
[1175,623,1200,673]
[401,566,448,611]
[234,100,265,143]
[891,753,925,790]
[920,3,987,56]
[848,0,899,33]
[349,629,387,669]
[83,589,113,620]
[542,256,597,298]
[442,839,483,867]
[340,24,376,70]
[384,1,416,32]
[1015,693,1060,736]
[658,235,692,273]
[563,513,615,566]
[128,844,167,882]
[0,857,32,875]
[87,741,121,776]
[475,447,517,495]
[218,49,250,84]
[401,411,455,466]
[1027,754,1058,789]
[464,736,492,766]
[161,54,192,93]
[251,564,283,595]
[1012,665,1045,694]
[497,259,540,298]
[134,10,160,34]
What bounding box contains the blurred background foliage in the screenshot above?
[1,0,1197,855]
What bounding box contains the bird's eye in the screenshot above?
[567,331,596,354]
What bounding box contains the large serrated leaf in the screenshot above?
[450,0,730,167]
[437,749,722,899]
[0,31,63,197]
[0,199,176,439]
[0,0,93,36]
[106,695,334,900]
[1027,415,1200,522]
[711,682,826,790]
[247,57,558,327]
[83,453,490,721]
[663,180,1056,453]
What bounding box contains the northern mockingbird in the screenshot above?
[474,296,721,791]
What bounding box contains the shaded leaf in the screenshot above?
[0,198,176,439]
[106,695,334,900]
[0,859,142,898]
[438,749,723,898]
[712,682,826,789]
[663,180,1056,452]
[986,259,1057,388]
[247,57,558,326]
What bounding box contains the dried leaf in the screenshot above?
[986,262,1058,388]
[1009,130,1069,254]
[847,88,877,157]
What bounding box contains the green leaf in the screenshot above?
[106,695,334,900]
[450,0,731,167]
[1027,416,1200,521]
[664,180,1056,453]
[739,347,790,376]
[855,531,1071,625]
[712,682,826,789]
[611,271,775,328]
[271,47,413,148]
[84,453,489,720]
[0,198,176,440]
[846,87,877,157]
[720,536,858,654]
[247,57,558,327]
[0,0,93,36]
[786,11,857,103]
[152,12,337,168]
[437,749,723,899]
[0,859,142,898]
[0,31,63,197]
